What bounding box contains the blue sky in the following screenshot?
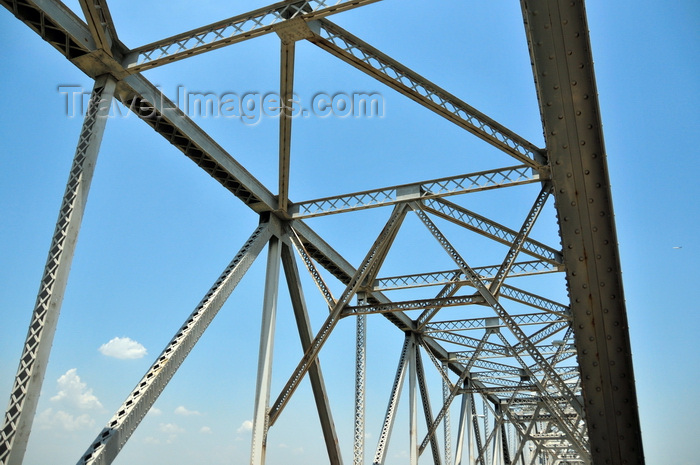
[0,1,698,464]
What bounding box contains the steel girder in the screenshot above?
[0,1,643,465]
[0,75,116,465]
[520,1,645,463]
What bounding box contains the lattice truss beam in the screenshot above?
[0,1,643,465]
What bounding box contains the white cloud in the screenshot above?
[159,423,185,444]
[148,407,162,416]
[200,426,212,434]
[98,337,147,360]
[50,368,102,410]
[159,423,185,434]
[174,405,200,416]
[236,420,253,434]
[36,408,95,431]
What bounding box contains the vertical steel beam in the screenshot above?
[250,236,282,465]
[443,364,452,465]
[467,394,478,465]
[454,388,469,465]
[456,390,479,465]
[409,335,419,465]
[472,395,485,465]
[278,39,295,213]
[280,241,343,465]
[520,2,645,463]
[415,347,441,465]
[0,74,115,465]
[353,311,367,465]
[500,423,510,465]
[373,336,410,465]
[491,416,502,465]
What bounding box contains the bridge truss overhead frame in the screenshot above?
[0,1,644,465]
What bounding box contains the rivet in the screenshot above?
[589,198,594,203]
[571,201,577,206]
[577,111,582,116]
[572,80,577,86]
[563,144,568,149]
[554,85,560,90]
[580,140,586,145]
[558,115,564,120]
[600,282,605,287]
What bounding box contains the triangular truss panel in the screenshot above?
[0,1,644,464]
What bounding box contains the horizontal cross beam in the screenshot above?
[291,165,538,218]
[123,0,383,72]
[374,260,559,291]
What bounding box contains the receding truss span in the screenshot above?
[0,1,644,465]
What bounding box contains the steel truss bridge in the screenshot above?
[0,1,645,464]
